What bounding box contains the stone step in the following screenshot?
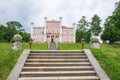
[49,42,56,50]
[26,59,89,62]
[29,53,85,56]
[25,62,91,66]
[22,66,93,71]
[30,52,85,55]
[28,56,87,59]
[7,50,110,80]
[18,76,99,80]
[20,71,96,77]
[30,50,83,53]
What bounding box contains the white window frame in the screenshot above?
[34,30,38,34]
[62,30,66,34]
[40,38,43,42]
[69,30,73,34]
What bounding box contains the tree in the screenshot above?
[0,21,28,42]
[19,31,30,42]
[101,1,120,43]
[6,21,23,31]
[90,14,102,36]
[85,29,91,43]
[76,16,90,43]
[0,24,7,42]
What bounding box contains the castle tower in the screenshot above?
[59,17,62,43]
[30,22,34,39]
[44,17,47,42]
[72,23,76,42]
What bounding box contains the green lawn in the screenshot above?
[0,43,120,80]
[0,43,48,80]
[58,43,120,80]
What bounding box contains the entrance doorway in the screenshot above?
[51,36,54,42]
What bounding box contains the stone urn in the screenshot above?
[12,34,22,50]
[90,36,100,49]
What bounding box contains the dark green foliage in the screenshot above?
[0,25,7,42]
[90,14,102,36]
[101,1,120,43]
[6,21,23,31]
[76,16,91,43]
[85,29,91,43]
[76,29,83,43]
[0,21,30,42]
[19,31,30,42]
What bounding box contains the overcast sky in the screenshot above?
[0,0,119,32]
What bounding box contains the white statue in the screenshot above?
[12,34,22,50]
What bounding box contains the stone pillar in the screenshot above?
[12,41,22,50]
[30,22,34,39]
[72,23,76,43]
[44,17,47,42]
[54,35,56,43]
[49,35,51,43]
[12,34,22,50]
[59,17,62,43]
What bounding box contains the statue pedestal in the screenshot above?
[91,43,100,49]
[12,41,22,50]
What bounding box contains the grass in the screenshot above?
[0,43,48,80]
[58,43,120,80]
[58,43,90,50]
[0,43,120,80]
[91,44,120,80]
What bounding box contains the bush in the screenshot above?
[90,36,99,43]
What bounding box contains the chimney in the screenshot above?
[44,17,47,21]
[31,22,34,25]
[72,23,76,27]
[59,17,62,21]
[59,17,62,25]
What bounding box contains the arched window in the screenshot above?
[52,30,54,34]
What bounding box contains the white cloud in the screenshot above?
[0,0,119,32]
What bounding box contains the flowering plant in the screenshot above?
[13,34,22,41]
[90,36,99,43]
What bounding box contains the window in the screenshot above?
[69,38,73,41]
[56,30,58,33]
[68,30,73,34]
[63,38,66,41]
[40,30,42,34]
[34,38,38,41]
[47,30,50,33]
[40,30,44,34]
[42,30,44,34]
[62,30,66,34]
[34,30,38,34]
[52,30,54,34]
[40,38,43,42]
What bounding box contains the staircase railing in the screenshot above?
[55,42,58,50]
[48,42,50,49]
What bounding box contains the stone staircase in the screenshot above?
[7,50,110,80]
[49,42,56,50]
[18,50,100,80]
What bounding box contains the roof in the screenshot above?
[33,27,45,29]
[62,26,73,29]
[47,20,60,23]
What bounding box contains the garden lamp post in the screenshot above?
[28,38,33,49]
[81,38,85,49]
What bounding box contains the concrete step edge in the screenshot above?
[22,66,93,69]
[30,50,84,53]
[20,71,96,74]
[18,76,99,80]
